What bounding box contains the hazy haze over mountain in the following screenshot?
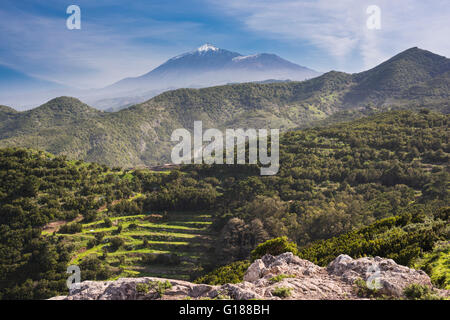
[106,44,319,91]
[0,47,448,167]
[84,44,320,110]
[0,44,320,111]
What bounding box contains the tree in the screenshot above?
[250,237,298,261]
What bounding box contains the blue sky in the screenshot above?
[0,0,449,88]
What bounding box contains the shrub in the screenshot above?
[58,223,82,234]
[157,280,172,296]
[128,223,138,230]
[354,278,381,298]
[194,260,250,285]
[78,256,112,281]
[269,274,295,283]
[86,239,96,249]
[109,237,125,251]
[83,210,98,222]
[403,284,443,300]
[136,283,149,294]
[250,237,298,261]
[103,217,113,228]
[117,255,126,266]
[272,286,292,298]
[95,232,105,243]
[148,280,172,298]
[140,253,180,265]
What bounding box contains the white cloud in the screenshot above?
[0,8,203,88]
[211,0,450,71]
[1,0,449,89]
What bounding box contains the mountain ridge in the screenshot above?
[0,47,448,167]
[103,44,320,95]
[346,47,450,105]
[0,105,17,114]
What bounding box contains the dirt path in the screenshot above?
[42,214,83,234]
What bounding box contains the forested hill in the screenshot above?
[0,110,448,299]
[0,105,17,113]
[0,105,17,119]
[347,47,450,105]
[0,48,449,166]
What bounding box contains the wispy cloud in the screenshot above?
[211,0,450,71]
[0,0,449,88]
[0,3,206,88]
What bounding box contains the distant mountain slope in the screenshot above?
[0,44,319,110]
[0,105,17,114]
[107,44,319,93]
[0,47,448,167]
[0,105,17,126]
[346,47,450,105]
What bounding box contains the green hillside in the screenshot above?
[348,47,450,105]
[0,105,17,114]
[55,212,215,281]
[0,48,449,167]
[197,208,449,289]
[0,109,448,299]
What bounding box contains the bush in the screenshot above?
[109,237,125,251]
[128,223,138,230]
[250,237,298,261]
[403,284,443,300]
[194,260,250,285]
[354,278,381,298]
[78,256,112,281]
[58,223,82,234]
[155,280,172,297]
[272,286,292,298]
[95,232,105,243]
[135,280,172,297]
[86,239,96,249]
[136,283,149,294]
[140,253,180,266]
[269,274,295,283]
[103,217,113,228]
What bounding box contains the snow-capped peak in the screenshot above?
[169,44,221,61]
[197,43,219,53]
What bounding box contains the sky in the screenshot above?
[0,0,449,89]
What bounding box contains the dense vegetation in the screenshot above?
[297,207,449,267]
[0,109,448,299]
[0,149,137,299]
[0,48,449,167]
[199,207,449,288]
[203,110,448,265]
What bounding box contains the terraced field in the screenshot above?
[54,212,215,281]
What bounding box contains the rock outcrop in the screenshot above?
[50,253,447,300]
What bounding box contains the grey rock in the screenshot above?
[243,259,266,282]
[50,253,448,300]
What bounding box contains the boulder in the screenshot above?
[50,253,447,300]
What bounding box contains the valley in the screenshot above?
[0,109,448,299]
[1,0,448,305]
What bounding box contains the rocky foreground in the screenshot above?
[50,253,448,300]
